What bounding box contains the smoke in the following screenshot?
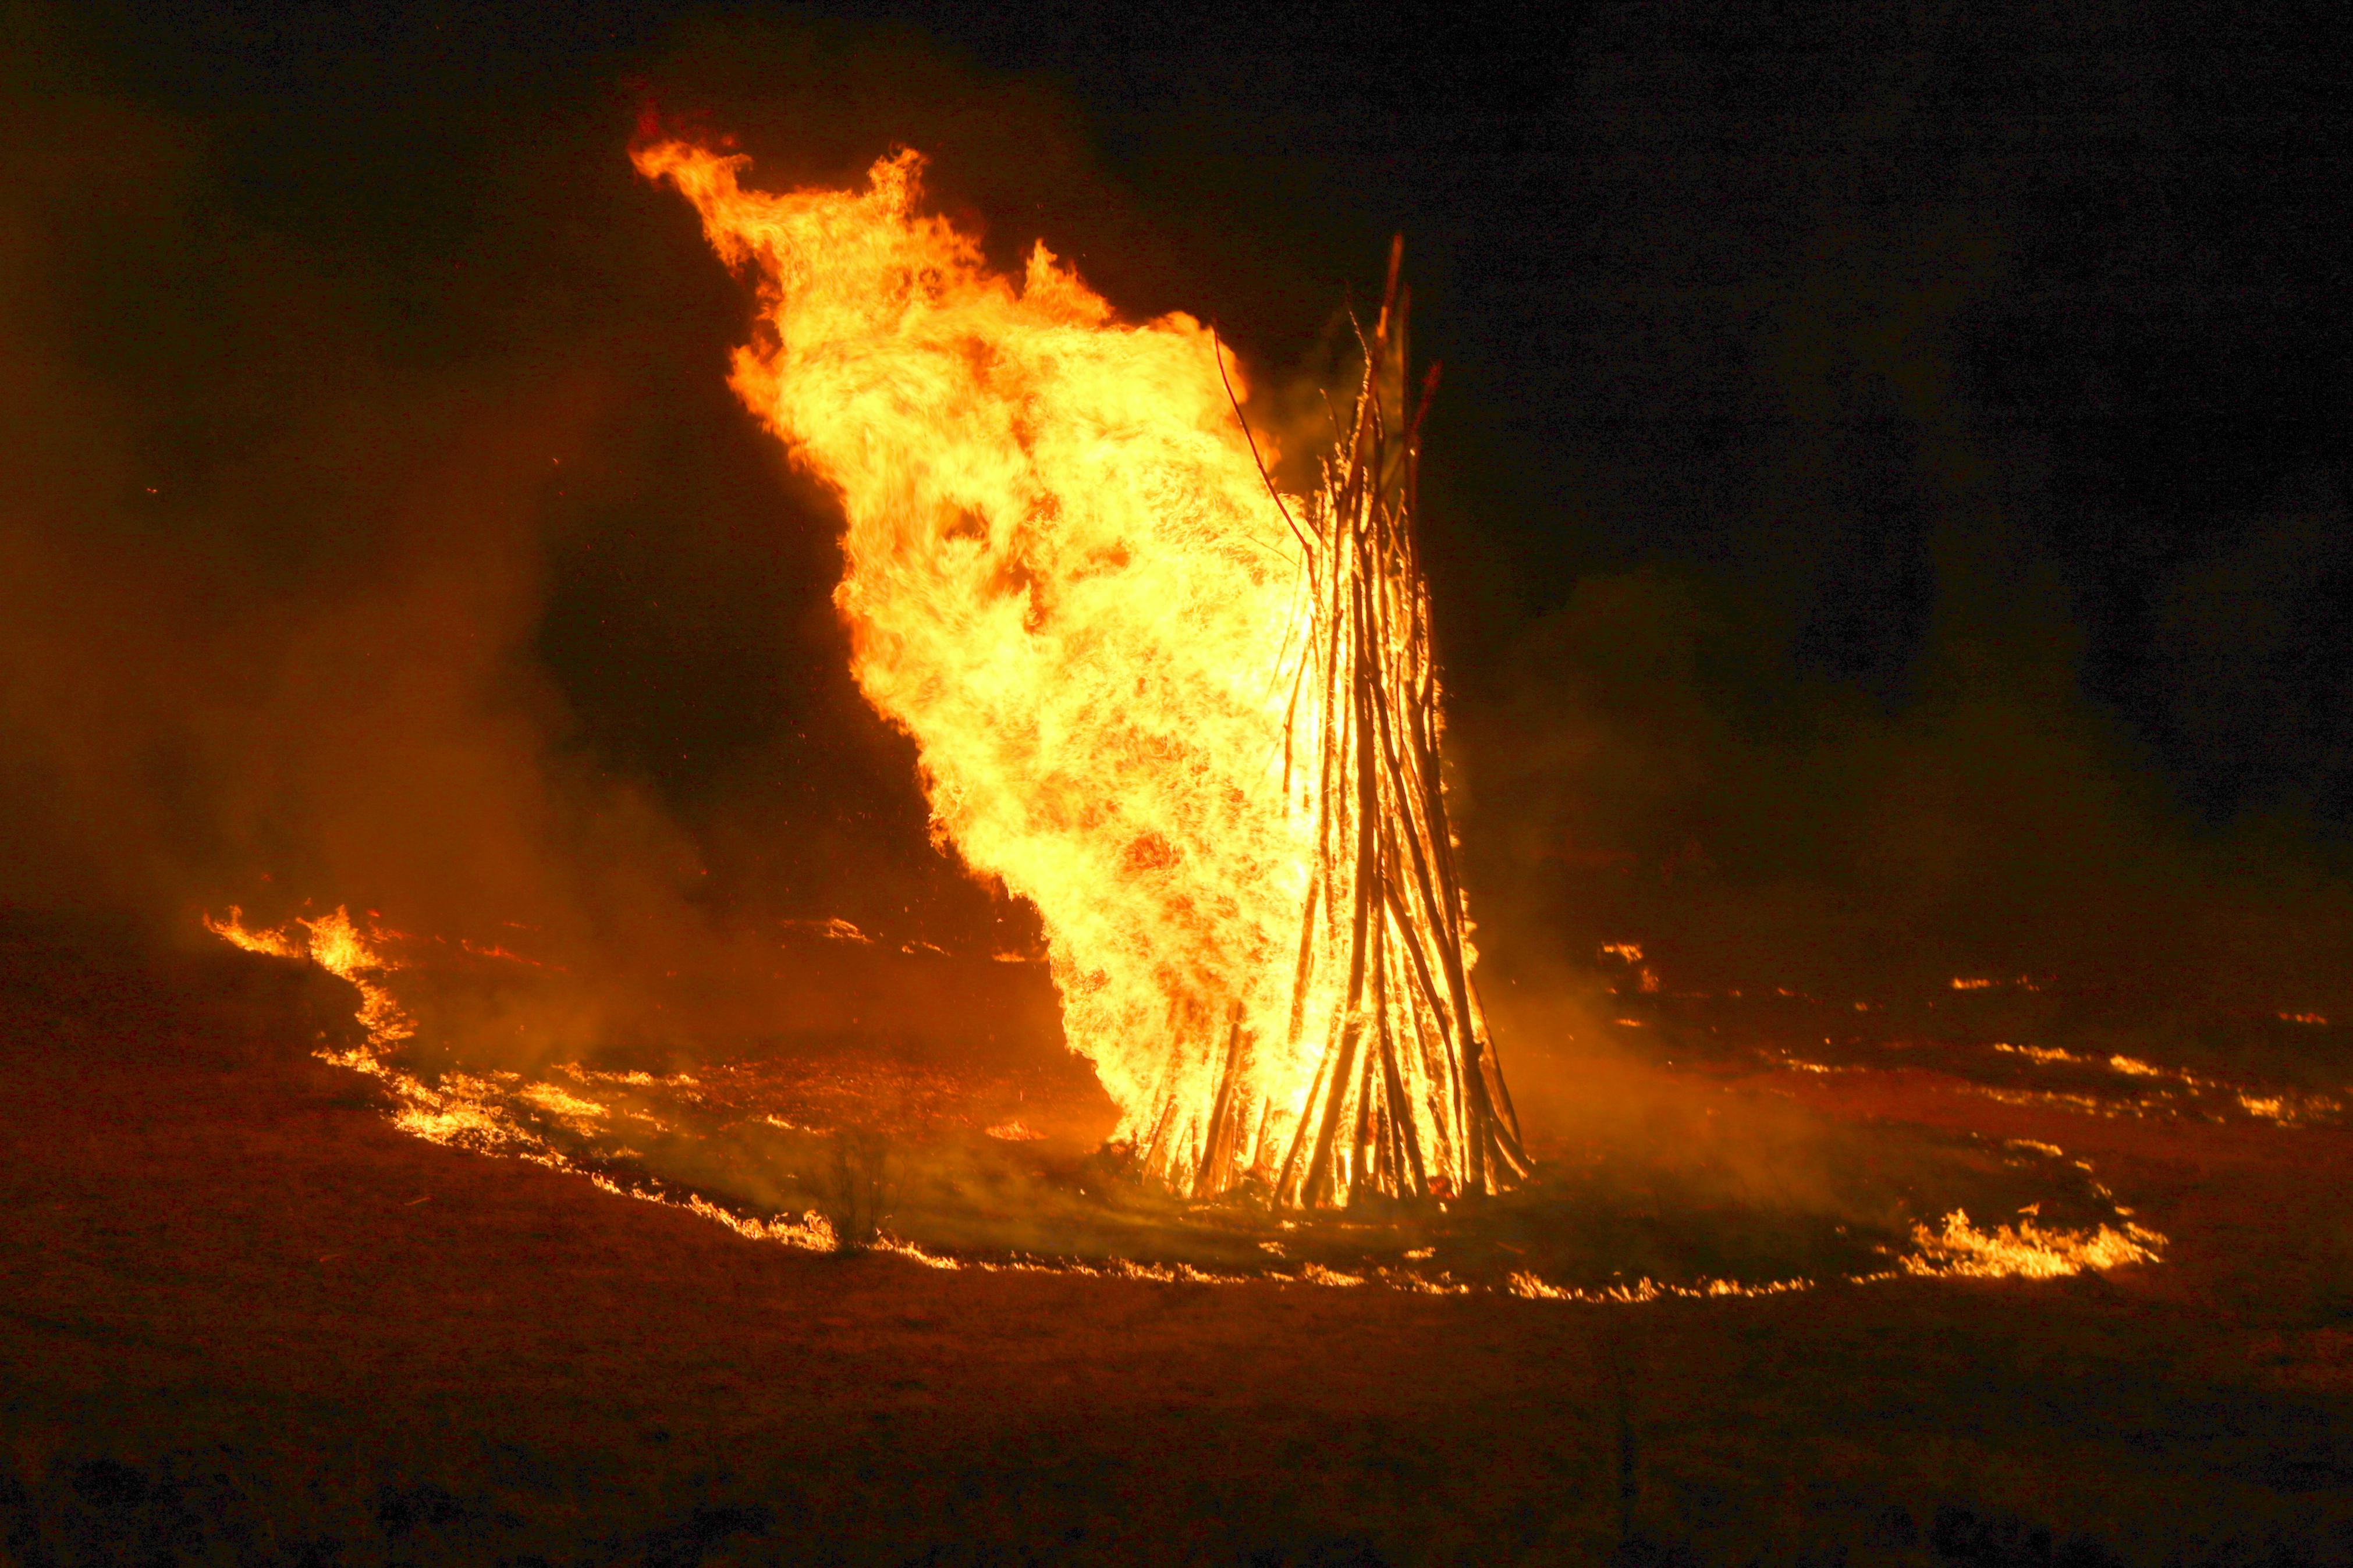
[1,65,676,1057]
[3,0,2345,1110]
[0,8,1098,1068]
[1429,2,2353,1031]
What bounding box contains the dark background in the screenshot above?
[3,0,2348,1037]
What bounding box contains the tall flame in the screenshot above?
[636,140,1524,1205]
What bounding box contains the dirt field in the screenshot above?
[5,918,2351,1566]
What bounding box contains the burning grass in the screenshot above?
[200,906,2165,1299]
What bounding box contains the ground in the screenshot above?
[3,917,2351,1566]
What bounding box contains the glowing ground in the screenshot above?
[4,919,2351,1565]
[314,1030,2162,1298]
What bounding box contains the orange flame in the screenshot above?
[204,905,413,1050]
[635,140,1521,1204]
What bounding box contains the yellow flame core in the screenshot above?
[633,141,1385,1191]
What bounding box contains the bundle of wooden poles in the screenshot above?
[1173,240,1532,1208]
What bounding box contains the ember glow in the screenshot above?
[633,139,1524,1206]
[1900,1210,2162,1280]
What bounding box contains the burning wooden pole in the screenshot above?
[1165,240,1531,1207]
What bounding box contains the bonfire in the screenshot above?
[634,140,1527,1207]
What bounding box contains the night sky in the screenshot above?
[4,0,2348,1008]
